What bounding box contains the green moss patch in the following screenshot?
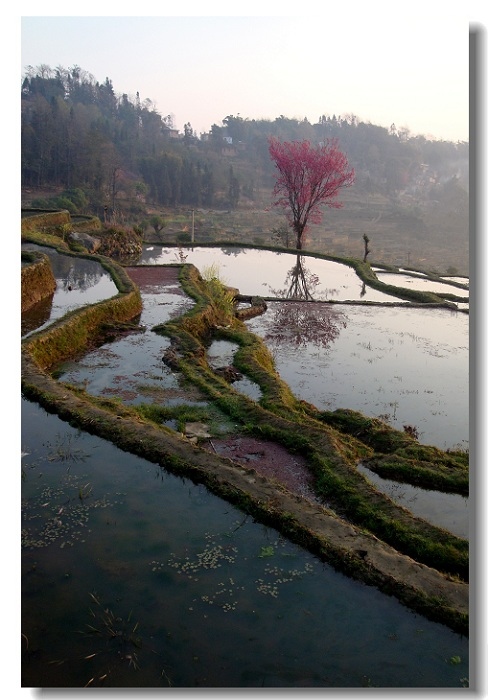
[20,238,469,636]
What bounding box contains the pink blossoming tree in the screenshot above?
[268,137,355,250]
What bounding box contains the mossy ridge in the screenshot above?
[20,235,469,634]
[136,401,231,436]
[316,408,468,495]
[22,234,136,295]
[363,454,468,496]
[171,264,467,497]
[150,265,468,581]
[159,242,462,308]
[20,364,468,636]
[21,236,143,369]
[23,291,142,370]
[21,251,57,312]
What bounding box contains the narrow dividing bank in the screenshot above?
[21,237,469,636]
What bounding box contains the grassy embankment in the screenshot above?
[21,221,469,635]
[143,187,468,276]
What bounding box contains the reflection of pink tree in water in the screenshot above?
[285,254,319,300]
[268,254,338,302]
[264,301,347,350]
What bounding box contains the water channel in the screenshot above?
[21,244,470,688]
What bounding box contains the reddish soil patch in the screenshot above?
[125,266,184,294]
[209,436,321,504]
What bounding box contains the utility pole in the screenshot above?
[191,209,195,243]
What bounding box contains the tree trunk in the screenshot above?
[295,222,305,250]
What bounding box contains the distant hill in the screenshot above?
[21,65,469,275]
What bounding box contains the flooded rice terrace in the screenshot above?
[141,245,401,302]
[21,244,469,688]
[246,303,468,452]
[21,245,119,338]
[141,247,469,450]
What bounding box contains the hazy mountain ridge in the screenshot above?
[21,65,469,274]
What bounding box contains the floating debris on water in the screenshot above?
[21,464,122,550]
[149,528,315,611]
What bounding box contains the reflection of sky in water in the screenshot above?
[140,246,398,302]
[375,272,469,296]
[22,246,470,675]
[207,339,262,401]
[357,464,468,539]
[247,304,468,451]
[22,245,118,334]
[24,244,469,452]
[441,276,469,286]
[21,399,469,688]
[51,274,118,313]
[56,271,194,403]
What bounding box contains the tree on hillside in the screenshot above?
[149,214,166,235]
[271,223,292,248]
[268,138,355,249]
[183,122,195,147]
[227,166,240,209]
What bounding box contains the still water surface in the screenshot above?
[140,246,397,302]
[22,244,118,337]
[246,303,468,452]
[21,245,470,687]
[375,272,469,296]
[21,399,468,688]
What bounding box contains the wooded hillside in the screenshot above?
[21,64,469,274]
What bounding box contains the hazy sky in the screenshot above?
[19,9,481,144]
